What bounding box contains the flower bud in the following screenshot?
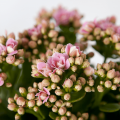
[84,66,94,76]
[16,97,26,106]
[8,103,17,111]
[51,74,60,83]
[102,63,110,71]
[33,106,38,112]
[6,82,12,87]
[15,113,20,120]
[97,63,102,70]
[42,79,50,87]
[64,79,73,88]
[85,86,91,92]
[17,49,24,57]
[82,113,89,119]
[115,43,120,50]
[52,105,58,113]
[58,107,67,115]
[55,100,63,107]
[68,57,74,65]
[78,117,83,120]
[111,85,117,90]
[69,114,77,120]
[64,93,71,101]
[88,79,94,86]
[61,46,65,53]
[55,89,64,96]
[78,77,86,85]
[19,87,27,96]
[66,111,71,116]
[113,77,120,84]
[27,92,35,100]
[74,85,82,91]
[51,83,57,89]
[6,55,15,64]
[103,38,110,45]
[97,69,105,77]
[0,73,7,80]
[107,69,115,79]
[28,100,35,108]
[18,107,25,115]
[49,95,57,103]
[49,42,56,49]
[38,82,43,89]
[28,41,37,49]
[36,100,42,106]
[8,98,14,104]
[75,57,83,65]
[97,85,104,92]
[105,80,112,88]
[14,94,19,101]
[56,69,63,75]
[71,65,77,72]
[70,74,76,82]
[66,102,72,108]
[45,101,52,108]
[82,60,90,68]
[94,27,101,36]
[61,116,67,120]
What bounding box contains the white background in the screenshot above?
[0,0,119,65]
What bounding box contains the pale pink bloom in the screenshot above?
[6,55,15,64]
[65,43,82,57]
[115,71,120,77]
[36,87,50,104]
[112,34,120,43]
[84,66,94,76]
[79,22,95,34]
[37,62,52,77]
[53,7,73,26]
[0,43,6,55]
[28,24,42,36]
[0,77,4,86]
[6,38,18,54]
[47,52,70,71]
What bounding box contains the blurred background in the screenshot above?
[0,0,119,65]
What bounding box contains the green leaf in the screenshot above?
[99,103,120,112]
[68,89,86,103]
[49,112,57,120]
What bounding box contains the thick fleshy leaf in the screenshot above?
[49,112,57,120]
[68,89,86,103]
[99,103,120,112]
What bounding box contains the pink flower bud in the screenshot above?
[105,80,112,88]
[64,93,71,100]
[113,77,120,84]
[7,103,17,111]
[19,87,27,96]
[97,85,104,92]
[66,111,71,116]
[70,74,76,82]
[82,60,90,69]
[63,79,73,88]
[14,94,19,101]
[84,66,94,76]
[97,63,102,70]
[0,43,6,56]
[33,106,39,112]
[55,100,63,107]
[107,69,115,79]
[97,69,105,77]
[55,89,63,96]
[61,116,67,120]
[8,98,14,104]
[28,41,37,49]
[58,36,65,43]
[36,100,42,106]
[58,107,67,115]
[17,49,24,57]
[71,65,77,72]
[8,32,15,39]
[111,85,117,90]
[102,63,110,71]
[49,95,57,103]
[115,43,120,50]
[27,92,35,100]
[85,86,91,92]
[0,77,4,86]
[112,34,120,43]
[38,82,43,89]
[82,113,89,119]
[6,55,15,64]
[15,113,20,120]
[52,105,58,113]
[56,69,63,75]
[78,117,83,120]
[88,79,94,86]
[68,57,74,65]
[16,97,26,106]
[6,82,12,87]
[75,57,83,65]
[0,73,7,80]
[17,107,25,115]
[69,114,77,120]
[28,100,35,108]
[74,85,82,91]
[42,79,50,87]
[78,77,86,85]
[51,74,61,83]
[51,83,57,89]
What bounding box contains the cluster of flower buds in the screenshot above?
[95,61,120,92]
[0,72,12,87]
[79,16,120,56]
[53,6,83,29]
[18,20,67,62]
[0,33,24,65]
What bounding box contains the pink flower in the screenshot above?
[28,24,42,36]
[47,52,70,71]
[6,38,18,54]
[53,7,72,26]
[6,55,15,64]
[36,87,50,104]
[112,34,120,43]
[79,22,95,34]
[0,43,6,55]
[84,66,94,76]
[37,62,52,77]
[0,77,4,86]
[65,43,82,57]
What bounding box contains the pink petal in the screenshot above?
[43,87,50,95]
[7,50,18,55]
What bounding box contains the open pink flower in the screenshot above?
[6,55,15,64]
[65,43,82,57]
[79,22,95,34]
[28,24,42,36]
[0,77,4,86]
[37,62,52,77]
[47,52,70,71]
[36,87,50,104]
[6,38,18,54]
[0,43,6,55]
